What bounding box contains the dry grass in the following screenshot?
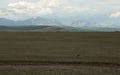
[0,32,119,64]
[0,67,120,75]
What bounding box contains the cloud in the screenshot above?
[0,9,20,20]
[0,0,62,20]
[7,0,97,15]
[0,0,99,20]
[0,10,4,16]
[7,0,57,15]
[63,6,97,14]
[0,10,6,17]
[110,12,120,18]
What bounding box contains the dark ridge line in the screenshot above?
[0,30,120,33]
[0,61,119,68]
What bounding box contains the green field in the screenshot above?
[0,32,119,64]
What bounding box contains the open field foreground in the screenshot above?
[0,66,120,75]
[0,32,120,74]
[0,32,120,63]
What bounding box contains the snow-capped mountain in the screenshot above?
[25,17,62,26]
[63,20,86,27]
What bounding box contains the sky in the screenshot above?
[0,0,120,25]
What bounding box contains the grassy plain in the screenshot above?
[0,67,119,75]
[0,32,120,75]
[0,32,120,63]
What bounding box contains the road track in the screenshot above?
[0,61,120,70]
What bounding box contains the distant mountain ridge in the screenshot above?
[0,26,80,31]
[0,17,120,32]
[0,17,62,26]
[0,18,15,26]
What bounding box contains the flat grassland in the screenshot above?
[0,67,119,75]
[0,32,120,75]
[0,32,120,63]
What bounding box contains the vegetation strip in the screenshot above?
[0,61,120,69]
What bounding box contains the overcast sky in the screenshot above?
[0,0,120,23]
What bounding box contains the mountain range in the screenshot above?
[0,17,120,32]
[0,17,62,26]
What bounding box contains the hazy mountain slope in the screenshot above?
[0,26,79,31]
[0,17,62,26]
[25,17,62,26]
[0,17,120,32]
[0,18,15,26]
